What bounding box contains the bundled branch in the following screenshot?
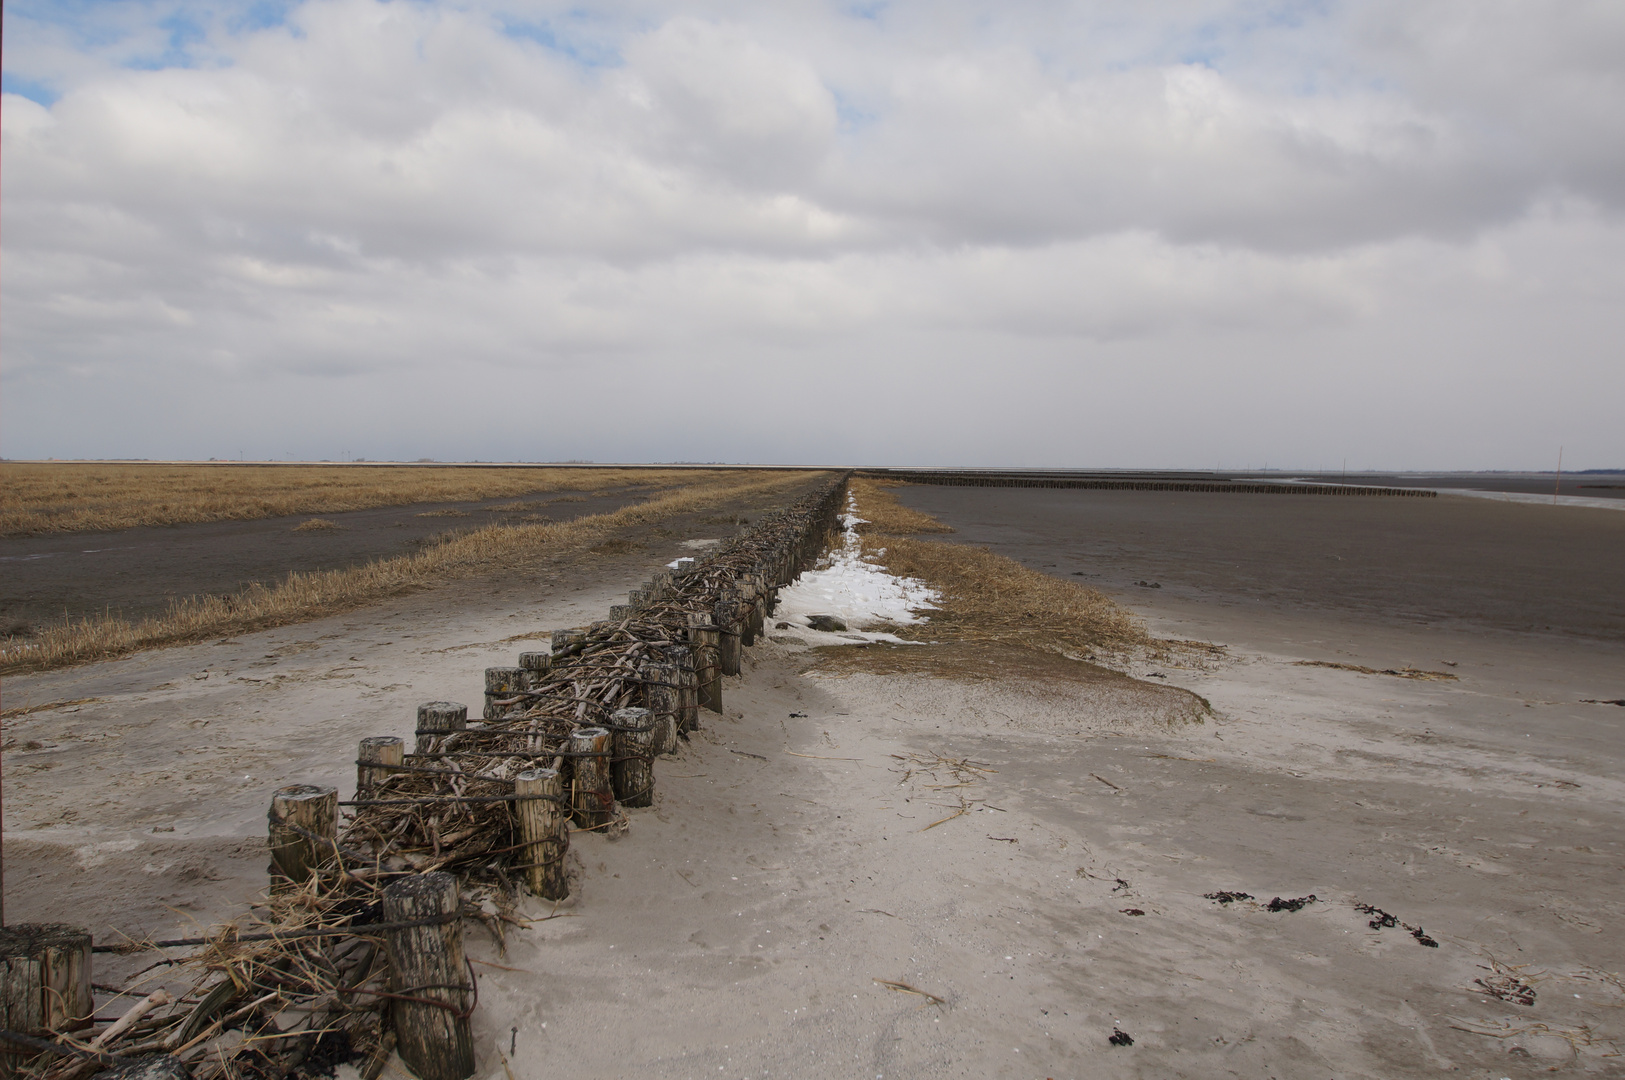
[3,476,848,1080]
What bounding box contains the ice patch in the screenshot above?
[771,496,940,646]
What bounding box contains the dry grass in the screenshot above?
[809,484,1214,721]
[863,533,1149,658]
[847,476,955,535]
[291,518,341,532]
[0,471,825,674]
[0,463,738,537]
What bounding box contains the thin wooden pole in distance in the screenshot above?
[381,873,474,1080]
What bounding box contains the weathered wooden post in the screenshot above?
[737,579,760,646]
[551,629,586,658]
[0,924,93,1071]
[357,736,404,797]
[610,708,655,808]
[567,727,613,828]
[714,597,743,676]
[687,612,722,714]
[514,768,568,901]
[416,702,467,756]
[665,645,699,733]
[640,660,680,755]
[608,604,634,622]
[518,651,551,687]
[268,785,337,887]
[381,873,474,1080]
[483,666,526,720]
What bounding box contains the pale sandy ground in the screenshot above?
[6,525,1625,1078]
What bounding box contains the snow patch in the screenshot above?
[771,496,940,646]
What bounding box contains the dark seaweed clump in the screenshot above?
[1204,891,1254,905]
[1266,894,1318,913]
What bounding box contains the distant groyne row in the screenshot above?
[857,470,1437,497]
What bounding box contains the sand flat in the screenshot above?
[5,485,1623,1077]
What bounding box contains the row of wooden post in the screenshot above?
[0,483,846,1079]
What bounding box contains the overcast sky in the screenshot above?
[4,1,1622,469]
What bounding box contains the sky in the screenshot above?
[3,0,1623,469]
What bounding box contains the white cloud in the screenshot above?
[2,0,1623,466]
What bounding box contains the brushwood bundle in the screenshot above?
[2,476,846,1080]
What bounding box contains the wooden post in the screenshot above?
[357,736,404,797]
[268,785,337,887]
[666,645,699,733]
[568,727,613,828]
[610,708,655,808]
[513,769,568,901]
[416,702,467,756]
[608,605,634,622]
[381,873,474,1080]
[484,666,526,721]
[640,661,680,755]
[518,651,551,684]
[737,580,759,647]
[551,629,585,658]
[687,613,722,714]
[0,925,93,1060]
[715,598,742,676]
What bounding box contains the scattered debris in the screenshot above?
[988,836,1019,843]
[1134,580,1161,589]
[1475,973,1537,1007]
[806,614,849,632]
[1108,1028,1135,1046]
[873,978,945,1007]
[1293,660,1457,681]
[1120,908,1146,916]
[1581,698,1625,706]
[1204,891,1254,905]
[789,711,808,717]
[1266,895,1318,913]
[1355,902,1439,947]
[1089,773,1123,792]
[728,748,769,761]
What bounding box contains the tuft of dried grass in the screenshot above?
[810,484,1214,722]
[846,477,954,535]
[863,534,1149,658]
[0,463,743,537]
[292,518,341,532]
[0,471,826,674]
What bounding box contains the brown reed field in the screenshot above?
[846,475,956,535]
[0,470,825,674]
[0,462,740,536]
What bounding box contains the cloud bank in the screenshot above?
[4,0,1623,467]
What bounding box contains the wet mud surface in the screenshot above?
[0,489,645,631]
[892,485,1625,642]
